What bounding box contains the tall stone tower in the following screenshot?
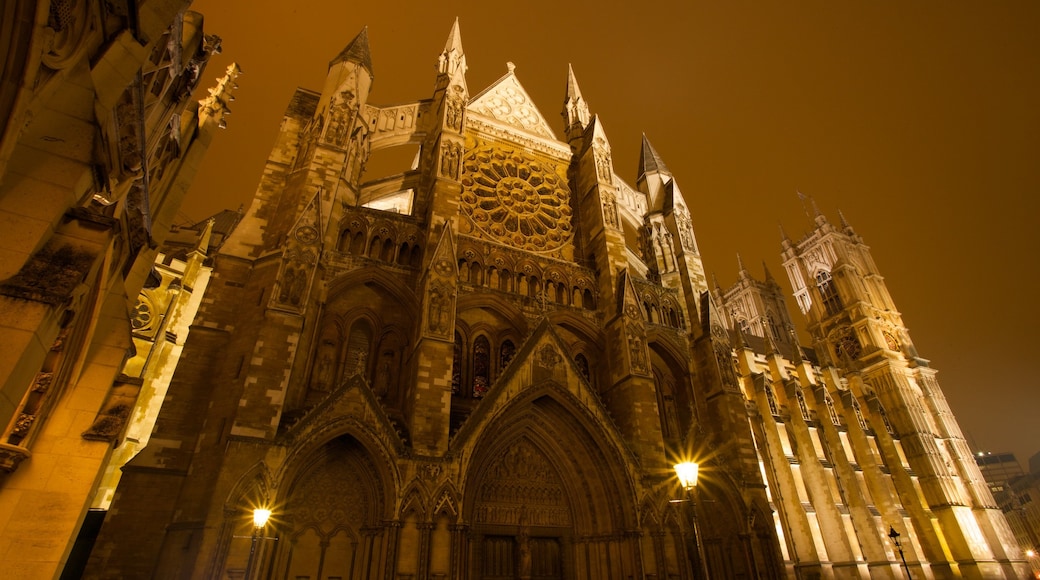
[84,22,1026,580]
[780,209,1022,578]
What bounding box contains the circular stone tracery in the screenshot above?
[461,147,573,251]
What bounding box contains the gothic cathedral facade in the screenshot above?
[87,23,1026,579]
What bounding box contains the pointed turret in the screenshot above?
[330,27,373,75]
[562,64,591,142]
[763,261,777,284]
[737,252,749,279]
[637,134,671,179]
[637,134,672,210]
[437,18,467,94]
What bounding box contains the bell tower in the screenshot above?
[782,208,1021,577]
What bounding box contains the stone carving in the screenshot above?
[536,344,562,369]
[675,206,695,251]
[595,150,613,182]
[469,78,554,139]
[460,146,573,252]
[602,191,620,229]
[475,439,571,527]
[629,335,648,374]
[427,286,452,335]
[434,259,454,277]
[326,89,359,147]
[42,0,92,71]
[445,91,464,132]
[883,330,899,351]
[440,141,462,180]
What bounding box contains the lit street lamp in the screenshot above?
[675,462,710,580]
[888,526,910,579]
[245,508,272,580]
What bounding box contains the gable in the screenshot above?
[468,69,556,139]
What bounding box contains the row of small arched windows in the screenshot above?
[458,258,596,310]
[338,227,422,268]
[451,332,594,398]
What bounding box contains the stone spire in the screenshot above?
[637,134,671,180]
[562,64,590,139]
[330,26,373,75]
[438,18,467,80]
[637,134,673,211]
[737,252,749,279]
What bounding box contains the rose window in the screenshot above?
[460,147,572,251]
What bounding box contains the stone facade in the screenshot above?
[86,22,1026,580]
[0,2,233,577]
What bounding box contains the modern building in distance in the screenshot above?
[86,22,1026,580]
[0,1,234,577]
[976,451,1040,578]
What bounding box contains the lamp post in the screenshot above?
[675,462,710,580]
[245,508,271,580]
[888,526,910,579]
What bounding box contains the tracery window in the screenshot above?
[795,389,811,421]
[451,332,462,394]
[851,396,869,430]
[738,319,750,335]
[765,384,780,416]
[473,336,490,398]
[816,270,843,316]
[825,394,841,426]
[878,405,895,435]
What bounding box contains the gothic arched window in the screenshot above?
[851,396,869,430]
[878,405,895,435]
[451,332,462,394]
[473,335,490,398]
[816,270,843,316]
[825,394,841,426]
[765,384,780,416]
[795,389,811,421]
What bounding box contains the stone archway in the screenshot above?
[272,435,390,580]
[471,436,570,580]
[463,391,642,580]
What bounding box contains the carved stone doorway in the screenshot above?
[479,534,562,580]
[471,437,571,579]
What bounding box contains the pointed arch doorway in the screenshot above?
[464,392,641,580]
[470,436,569,580]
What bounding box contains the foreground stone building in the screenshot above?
[88,22,1026,579]
[0,1,234,577]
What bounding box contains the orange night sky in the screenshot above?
[182,1,1040,465]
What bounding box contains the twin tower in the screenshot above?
[87,21,1026,580]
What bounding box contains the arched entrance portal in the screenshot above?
[464,392,640,580]
[471,437,570,579]
[272,435,390,579]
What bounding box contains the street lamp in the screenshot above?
[674,462,710,580]
[245,508,272,579]
[888,526,910,579]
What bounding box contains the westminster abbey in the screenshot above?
[75,21,1028,580]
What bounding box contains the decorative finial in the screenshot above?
[506,62,516,73]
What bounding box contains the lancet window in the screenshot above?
[825,394,841,426]
[765,384,780,416]
[473,336,490,398]
[816,270,843,317]
[795,388,811,422]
